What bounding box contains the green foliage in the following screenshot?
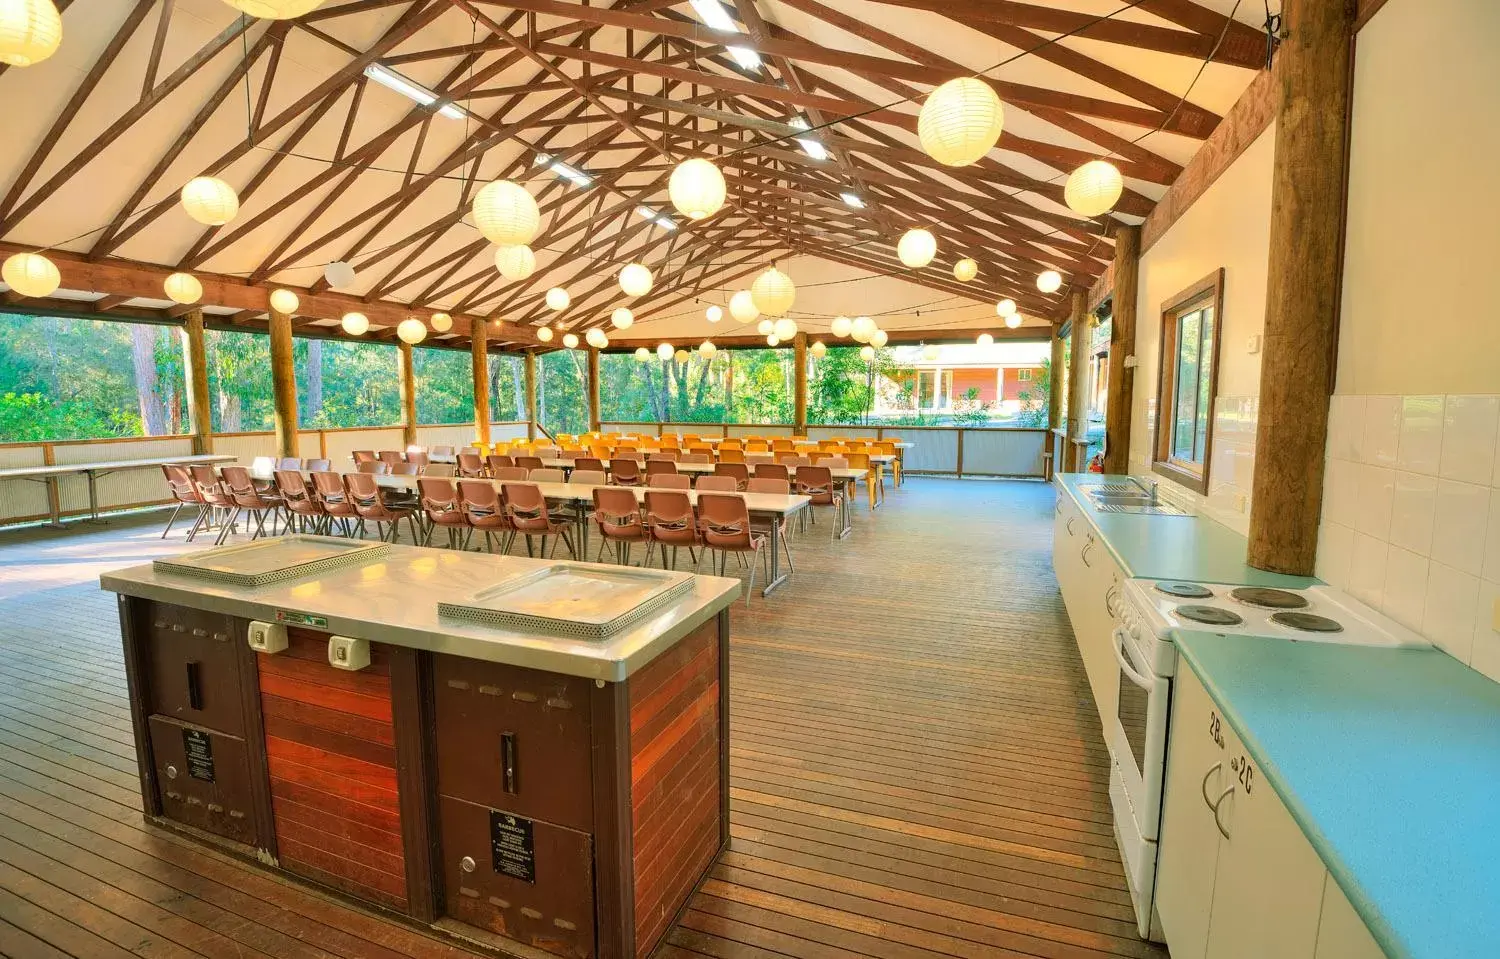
[1014,358,1052,428]
[950,386,992,427]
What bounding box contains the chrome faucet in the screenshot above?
[1142,477,1159,505]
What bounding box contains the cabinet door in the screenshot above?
[148,716,256,846]
[1155,666,1229,959]
[145,605,245,736]
[1203,731,1326,959]
[1053,495,1081,603]
[1079,536,1122,719]
[1314,877,1388,959]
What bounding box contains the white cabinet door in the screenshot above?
[1203,727,1327,959]
[1080,533,1122,719]
[1156,666,1230,959]
[1314,877,1388,959]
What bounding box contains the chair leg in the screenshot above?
[745,546,760,607]
[215,508,241,545]
[161,501,186,539]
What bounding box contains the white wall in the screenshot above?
[1128,126,1277,535]
[1316,0,1500,682]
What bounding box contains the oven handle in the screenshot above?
[1111,628,1154,691]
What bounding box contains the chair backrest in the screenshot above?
[643,490,693,528]
[714,462,750,486]
[275,470,318,511]
[872,442,897,455]
[458,452,485,474]
[221,466,259,505]
[251,455,276,475]
[645,459,678,476]
[795,465,834,497]
[432,445,455,457]
[352,450,376,464]
[745,454,775,467]
[697,492,751,548]
[162,464,199,503]
[532,445,560,458]
[425,463,456,477]
[747,477,791,495]
[845,452,871,469]
[745,441,770,452]
[457,479,501,515]
[275,457,302,470]
[189,463,220,489]
[569,469,606,486]
[378,450,404,465]
[823,456,849,469]
[309,470,346,500]
[592,487,642,532]
[389,462,419,475]
[687,445,714,455]
[357,460,389,474]
[694,475,737,492]
[486,454,514,472]
[610,458,642,483]
[514,455,544,471]
[775,451,799,463]
[771,439,794,450]
[648,449,680,461]
[575,457,605,472]
[493,466,530,481]
[529,468,565,483]
[303,458,330,472]
[406,451,429,469]
[718,448,745,463]
[501,482,549,531]
[754,462,790,481]
[417,476,460,516]
[649,473,692,490]
[787,456,812,467]
[680,452,711,464]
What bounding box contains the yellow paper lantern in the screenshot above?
[850,315,876,343]
[705,304,723,323]
[1064,160,1124,217]
[180,176,239,226]
[611,307,634,330]
[545,287,570,311]
[162,272,202,305]
[830,315,852,338]
[772,317,798,341]
[667,157,726,220]
[918,76,1004,167]
[473,180,540,245]
[897,228,937,268]
[751,266,795,316]
[810,341,827,358]
[976,332,994,346]
[536,326,554,342]
[657,342,674,360]
[766,335,780,347]
[859,345,876,363]
[953,258,978,282]
[0,0,61,67]
[585,327,608,348]
[222,0,325,19]
[729,290,759,323]
[698,340,716,358]
[396,318,426,344]
[1005,313,1023,329]
[2,251,59,297]
[430,312,452,332]
[634,347,651,361]
[494,244,536,281]
[870,329,889,348]
[340,312,369,336]
[674,349,690,364]
[562,332,580,349]
[619,262,653,297]
[269,288,299,315]
[996,298,1017,317]
[1037,270,1063,294]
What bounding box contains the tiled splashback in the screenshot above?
[1317,394,1500,682]
[1131,393,1260,536]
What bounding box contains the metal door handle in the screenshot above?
[1200,762,1234,838]
[1081,540,1094,567]
[1066,516,1076,536]
[185,661,203,711]
[501,732,518,794]
[1211,787,1234,839]
[1111,629,1154,691]
[1200,761,1224,809]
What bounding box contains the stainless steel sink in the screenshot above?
[1086,480,1190,516]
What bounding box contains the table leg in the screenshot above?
[33,477,65,529]
[836,481,853,540]
[575,503,589,560]
[760,509,793,596]
[86,470,102,521]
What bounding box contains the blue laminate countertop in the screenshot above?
[1173,632,1500,959]
[1055,473,1314,587]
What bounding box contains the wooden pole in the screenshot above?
[1065,288,1091,472]
[792,332,808,435]
[471,320,491,447]
[1248,0,1354,575]
[268,306,298,458]
[587,348,601,432]
[398,341,418,447]
[179,308,212,455]
[523,352,538,440]
[1048,327,1065,432]
[1102,224,1140,474]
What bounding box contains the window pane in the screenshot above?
[538,350,589,434]
[725,349,793,424]
[599,351,728,423]
[808,346,878,425]
[412,347,474,425]
[1171,309,1202,461]
[206,328,276,433]
[297,338,399,428]
[1194,306,1215,462]
[489,353,524,422]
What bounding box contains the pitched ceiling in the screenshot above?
[0,0,1268,350]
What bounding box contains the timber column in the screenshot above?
[268,305,297,458]
[1102,225,1139,475]
[1248,0,1355,575]
[1048,327,1065,432]
[587,347,601,432]
[398,341,418,447]
[180,309,212,454]
[1065,288,1091,472]
[523,352,538,440]
[792,332,808,435]
[471,320,491,447]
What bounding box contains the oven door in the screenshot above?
[1105,627,1170,842]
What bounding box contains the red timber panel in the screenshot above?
[629,620,721,957]
[258,628,408,912]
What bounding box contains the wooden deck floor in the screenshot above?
[0,478,1165,959]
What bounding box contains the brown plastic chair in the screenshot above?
[486,454,514,474]
[745,454,775,468]
[345,472,419,542]
[648,449,680,462]
[642,490,700,571]
[529,468,565,483]
[754,462,790,482]
[501,482,576,558]
[694,475,738,492]
[569,470,607,486]
[680,452,711,464]
[276,457,303,471]
[352,450,376,465]
[185,465,236,542]
[406,451,430,471]
[611,458,644,486]
[159,464,203,539]
[649,474,692,490]
[747,477,796,571]
[457,451,485,477]
[310,470,360,536]
[377,450,404,467]
[275,469,326,535]
[714,462,750,491]
[794,465,843,537]
[357,460,390,474]
[514,455,544,471]
[425,463,456,477]
[305,458,331,472]
[419,477,470,549]
[431,445,456,459]
[591,487,647,564]
[575,456,606,473]
[389,462,420,476]
[645,459,679,480]
[458,480,514,553]
[493,466,529,481]
[697,493,768,606]
[220,466,282,544]
[774,450,800,464]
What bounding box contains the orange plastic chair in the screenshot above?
[697,492,768,605]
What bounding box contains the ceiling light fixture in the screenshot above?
[636,205,678,230]
[840,192,864,209]
[688,0,760,70]
[364,63,465,119]
[788,117,829,161]
[536,152,592,188]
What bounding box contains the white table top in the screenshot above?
[0,453,235,480]
[534,458,866,480]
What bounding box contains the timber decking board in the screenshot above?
[0,479,1165,959]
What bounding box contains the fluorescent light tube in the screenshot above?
[727,46,762,70]
[366,63,464,119]
[841,192,864,208]
[689,0,736,31]
[789,117,829,160]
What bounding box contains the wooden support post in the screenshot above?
[268,306,297,458]
[1048,327,1065,432]
[1102,224,1140,475]
[398,341,418,448]
[523,352,538,440]
[471,321,491,447]
[1248,0,1355,575]
[1065,288,1091,473]
[587,348,601,432]
[180,308,212,455]
[792,332,808,436]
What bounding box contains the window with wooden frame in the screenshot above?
[1152,269,1225,494]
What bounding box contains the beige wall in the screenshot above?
[1128,126,1277,535]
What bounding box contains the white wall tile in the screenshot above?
[1397,395,1444,475]
[1389,472,1437,555]
[1348,532,1389,608]
[1351,463,1395,539]
[1424,562,1480,662]
[1327,395,1365,462]
[1472,579,1500,683]
[1431,479,1490,576]
[1484,487,1500,585]
[1316,522,1354,590]
[1362,395,1401,467]
[1383,546,1430,630]
[1439,395,1499,485]
[1322,457,1357,529]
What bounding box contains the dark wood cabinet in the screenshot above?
[144,604,245,735]
[147,715,257,845]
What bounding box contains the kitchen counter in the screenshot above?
[1174,631,1500,959]
[1055,473,1313,587]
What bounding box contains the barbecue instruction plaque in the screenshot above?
[489,810,536,883]
[183,728,215,782]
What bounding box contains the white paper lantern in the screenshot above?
[667,157,726,220]
[729,289,759,323]
[562,332,579,349]
[430,312,452,332]
[870,329,889,348]
[340,312,369,336]
[323,260,356,288]
[751,266,795,316]
[1064,160,1124,217]
[163,272,202,305]
[675,349,690,364]
[0,0,62,67]
[536,326,554,342]
[757,319,774,336]
[772,317,797,341]
[494,244,536,281]
[396,318,426,344]
[223,0,325,19]
[634,347,651,361]
[473,180,540,245]
[545,287,570,311]
[766,335,780,347]
[619,262,653,297]
[585,327,608,348]
[859,345,875,362]
[698,340,716,358]
[953,258,978,283]
[706,304,723,323]
[1,251,59,297]
[269,288,299,315]
[850,315,876,342]
[976,332,994,346]
[1037,269,1063,294]
[996,298,1017,317]
[897,228,937,269]
[180,176,239,226]
[657,342,674,360]
[830,315,853,338]
[611,307,634,330]
[810,341,827,358]
[1005,313,1023,329]
[918,76,1004,167]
